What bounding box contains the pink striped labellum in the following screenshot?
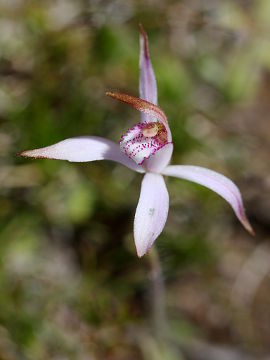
[106,91,172,166]
[120,122,169,165]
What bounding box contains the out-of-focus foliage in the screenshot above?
[0,0,270,359]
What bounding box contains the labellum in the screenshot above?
[120,122,169,165]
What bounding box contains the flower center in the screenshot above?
[142,123,159,137]
[120,121,169,165]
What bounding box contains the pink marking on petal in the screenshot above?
[120,122,170,165]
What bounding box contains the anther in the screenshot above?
[142,123,159,138]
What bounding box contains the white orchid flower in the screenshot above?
[20,25,254,257]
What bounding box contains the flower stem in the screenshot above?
[148,246,168,339]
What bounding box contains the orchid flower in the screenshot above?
[20,26,254,257]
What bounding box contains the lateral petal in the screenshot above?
[162,165,254,235]
[134,173,169,257]
[19,136,144,173]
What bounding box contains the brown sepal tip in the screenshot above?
[17,151,49,160]
[241,216,255,236]
[138,23,150,59]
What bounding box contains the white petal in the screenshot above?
[19,136,144,173]
[134,173,169,257]
[162,165,254,235]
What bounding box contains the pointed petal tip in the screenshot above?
[138,23,145,35]
[162,165,254,237]
[138,23,158,110]
[105,91,114,97]
[17,151,25,157]
[136,243,151,258]
[106,91,123,99]
[138,23,149,57]
[17,150,47,159]
[106,91,130,103]
[136,249,145,258]
[241,215,255,236]
[106,91,119,102]
[17,149,29,157]
[106,91,125,103]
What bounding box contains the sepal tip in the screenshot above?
[240,214,255,236]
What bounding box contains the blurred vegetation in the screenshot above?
[0,0,270,359]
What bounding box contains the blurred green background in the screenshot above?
[0,0,270,359]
